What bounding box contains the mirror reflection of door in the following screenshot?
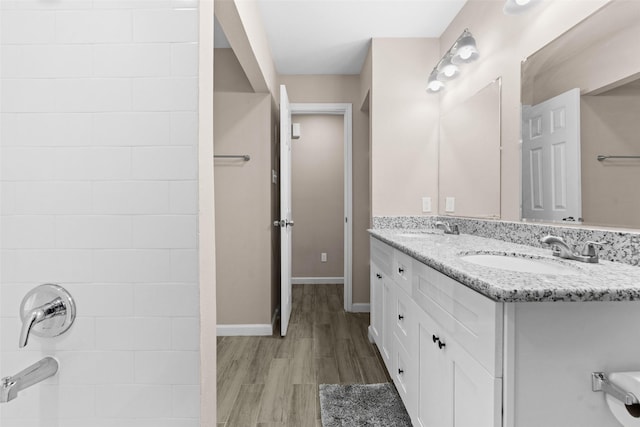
[520,1,640,228]
[521,88,581,223]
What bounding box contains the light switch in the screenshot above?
[445,197,455,213]
[292,123,301,139]
[422,197,432,213]
[321,253,327,262]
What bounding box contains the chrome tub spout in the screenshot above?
[1,357,59,403]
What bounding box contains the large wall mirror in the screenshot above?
[521,1,640,229]
[439,78,501,218]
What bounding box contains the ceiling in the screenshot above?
[215,0,467,75]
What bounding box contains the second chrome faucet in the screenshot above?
[435,221,460,235]
[540,235,604,263]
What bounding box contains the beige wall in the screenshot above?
[369,38,441,216]
[214,46,278,326]
[279,75,371,304]
[214,48,253,92]
[582,93,640,228]
[291,115,344,278]
[438,0,610,221]
[214,91,273,325]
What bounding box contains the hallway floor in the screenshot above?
[216,283,389,427]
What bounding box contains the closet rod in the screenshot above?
[214,154,250,161]
[597,155,640,162]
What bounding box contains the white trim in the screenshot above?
[198,0,216,425]
[217,324,273,336]
[351,303,370,313]
[292,277,344,285]
[289,103,353,312]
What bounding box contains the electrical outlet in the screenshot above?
[422,197,432,213]
[321,253,327,263]
[445,197,455,213]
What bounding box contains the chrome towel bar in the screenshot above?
[214,154,250,161]
[597,155,640,161]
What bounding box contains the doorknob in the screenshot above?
[274,219,295,228]
[19,284,76,348]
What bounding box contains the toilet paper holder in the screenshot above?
[592,372,640,407]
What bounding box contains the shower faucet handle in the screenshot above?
[19,284,76,348]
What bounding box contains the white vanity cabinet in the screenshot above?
[413,259,502,427]
[370,233,640,427]
[369,237,503,427]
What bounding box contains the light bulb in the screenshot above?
[427,79,444,92]
[451,30,479,65]
[427,70,445,93]
[436,56,459,81]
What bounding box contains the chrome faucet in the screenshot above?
[435,221,459,235]
[1,357,58,403]
[540,235,604,263]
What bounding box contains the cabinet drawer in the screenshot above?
[371,237,393,276]
[393,287,415,356]
[393,335,417,419]
[412,260,503,377]
[392,249,413,295]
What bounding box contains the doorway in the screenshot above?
[289,103,353,311]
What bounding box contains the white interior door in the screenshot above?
[522,88,581,222]
[279,85,293,336]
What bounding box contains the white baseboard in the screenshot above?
[217,324,272,336]
[351,303,370,313]
[291,277,344,285]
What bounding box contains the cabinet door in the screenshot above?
[369,263,383,345]
[394,334,417,420]
[451,340,502,427]
[380,276,395,372]
[417,311,453,427]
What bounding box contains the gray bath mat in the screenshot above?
[319,383,412,427]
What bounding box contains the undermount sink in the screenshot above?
[460,252,581,275]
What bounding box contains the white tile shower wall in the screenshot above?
[0,1,199,426]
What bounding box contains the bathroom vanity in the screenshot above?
[369,229,640,427]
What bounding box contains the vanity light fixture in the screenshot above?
[503,0,542,15]
[427,29,479,94]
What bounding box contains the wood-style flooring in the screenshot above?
[217,283,390,427]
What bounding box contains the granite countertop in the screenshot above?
[369,228,640,302]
